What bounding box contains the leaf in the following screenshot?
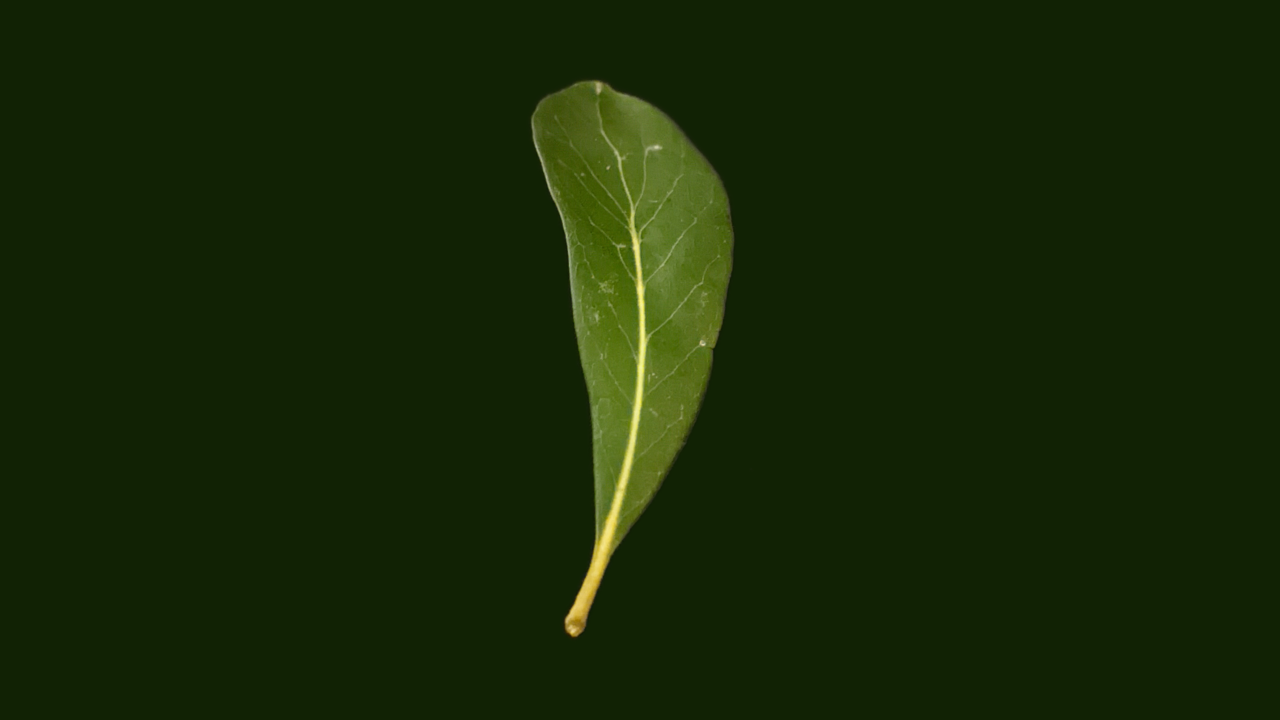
[532,81,733,636]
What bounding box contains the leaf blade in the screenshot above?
[532,81,732,635]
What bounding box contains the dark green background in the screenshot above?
[37,9,1200,705]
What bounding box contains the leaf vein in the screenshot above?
[601,356,633,410]
[645,342,705,398]
[605,300,638,360]
[553,116,629,219]
[638,172,684,237]
[637,406,685,460]
[647,255,723,341]
[556,159,629,231]
[645,198,715,284]
[585,216,637,282]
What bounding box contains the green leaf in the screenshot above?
[532,81,733,636]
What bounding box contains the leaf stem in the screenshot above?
[564,539,611,636]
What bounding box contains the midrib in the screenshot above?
[564,92,647,635]
[599,212,646,563]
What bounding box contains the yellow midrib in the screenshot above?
[565,88,647,636]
